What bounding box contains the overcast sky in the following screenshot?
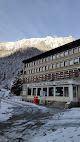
[0,0,80,42]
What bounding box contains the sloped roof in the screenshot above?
[22,39,80,63]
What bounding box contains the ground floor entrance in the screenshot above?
[23,79,79,102]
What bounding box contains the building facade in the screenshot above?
[21,39,80,104]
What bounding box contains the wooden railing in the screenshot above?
[22,71,80,83]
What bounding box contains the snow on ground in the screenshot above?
[0,100,13,122]
[0,95,80,142]
[31,127,80,142]
[30,108,80,142]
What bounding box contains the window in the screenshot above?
[69,59,73,65]
[34,76,37,82]
[49,64,52,70]
[40,67,42,72]
[29,77,31,82]
[34,68,36,73]
[30,62,32,66]
[32,69,34,74]
[53,55,56,60]
[64,60,69,66]
[32,62,34,66]
[56,73,60,79]
[56,54,60,59]
[28,88,31,95]
[60,61,64,67]
[43,58,45,63]
[46,57,49,62]
[60,72,64,78]
[37,60,39,64]
[46,65,48,70]
[37,68,39,72]
[43,66,45,71]
[64,51,68,56]
[53,64,56,69]
[35,61,37,65]
[40,59,42,64]
[49,56,52,61]
[56,62,60,68]
[73,48,78,54]
[43,88,47,96]
[26,64,27,67]
[49,87,54,96]
[69,70,73,77]
[39,75,42,80]
[33,88,36,96]
[79,46,80,52]
[74,70,79,77]
[28,63,29,67]
[69,49,73,55]
[27,70,29,74]
[73,86,77,98]
[64,87,69,97]
[56,87,63,96]
[30,70,31,74]
[60,52,64,58]
[37,88,41,96]
[64,71,69,78]
[74,58,79,64]
[52,73,55,80]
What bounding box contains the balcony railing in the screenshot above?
[22,71,80,83]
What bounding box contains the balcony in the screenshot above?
[22,71,80,83]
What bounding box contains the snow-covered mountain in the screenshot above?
[0,36,74,57]
[0,36,74,89]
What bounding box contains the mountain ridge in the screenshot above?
[0,36,75,89]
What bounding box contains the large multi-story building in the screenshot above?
[21,39,80,104]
